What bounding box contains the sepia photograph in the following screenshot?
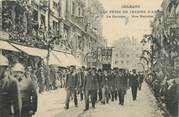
[0,0,178,117]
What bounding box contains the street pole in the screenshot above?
[47,0,51,66]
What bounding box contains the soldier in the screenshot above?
[0,54,21,117]
[64,65,78,109]
[83,68,99,111]
[116,69,128,105]
[101,70,110,104]
[12,63,38,117]
[129,69,139,101]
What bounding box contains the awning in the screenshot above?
[0,40,19,52]
[65,54,81,66]
[11,43,48,59]
[48,51,68,67]
[48,51,82,67]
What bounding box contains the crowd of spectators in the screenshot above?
[145,70,178,117]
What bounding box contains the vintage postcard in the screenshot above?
[0,0,178,117]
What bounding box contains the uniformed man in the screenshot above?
[12,63,38,117]
[64,65,78,109]
[129,69,139,101]
[83,68,99,111]
[0,54,21,117]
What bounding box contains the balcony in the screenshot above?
[66,12,86,31]
[165,16,176,25]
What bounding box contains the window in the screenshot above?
[53,1,58,9]
[115,61,118,64]
[81,8,84,16]
[41,14,46,28]
[32,10,38,31]
[121,61,124,64]
[33,9,38,21]
[116,54,118,57]
[78,36,83,50]
[53,20,58,32]
[121,54,125,57]
[78,7,81,16]
[126,61,129,64]
[72,2,75,15]
[126,54,130,57]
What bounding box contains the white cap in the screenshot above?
[0,54,9,66]
[12,63,25,73]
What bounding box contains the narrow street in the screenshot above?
[34,82,163,117]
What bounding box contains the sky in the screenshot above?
[100,0,163,46]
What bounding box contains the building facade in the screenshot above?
[0,0,106,67]
[149,0,179,75]
[112,37,146,71]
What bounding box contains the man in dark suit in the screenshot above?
[97,69,103,101]
[83,68,99,111]
[109,69,117,101]
[0,54,21,117]
[12,63,38,117]
[78,66,85,101]
[116,69,128,105]
[64,65,78,109]
[101,70,110,104]
[129,69,139,101]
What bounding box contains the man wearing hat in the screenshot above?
[116,69,128,105]
[78,66,85,101]
[83,68,99,111]
[12,63,38,117]
[97,69,103,101]
[0,54,21,117]
[37,65,45,93]
[64,65,78,109]
[101,70,110,104]
[129,69,139,101]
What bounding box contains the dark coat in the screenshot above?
[129,73,139,88]
[166,83,178,104]
[101,74,110,87]
[78,71,85,87]
[83,73,99,91]
[65,72,78,89]
[18,77,38,114]
[109,73,116,90]
[116,73,128,91]
[97,73,103,89]
[0,75,21,117]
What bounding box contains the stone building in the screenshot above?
[112,36,145,71]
